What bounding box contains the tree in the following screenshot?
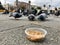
[0,1,5,10]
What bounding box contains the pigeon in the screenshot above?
[37,13,47,21]
[28,14,35,21]
[9,12,22,19]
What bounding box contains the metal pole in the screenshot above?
[4,0,6,9]
[51,0,52,7]
[16,0,18,9]
[28,0,31,14]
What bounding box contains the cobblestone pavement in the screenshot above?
[0,14,60,45]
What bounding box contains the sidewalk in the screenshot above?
[0,15,60,45]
